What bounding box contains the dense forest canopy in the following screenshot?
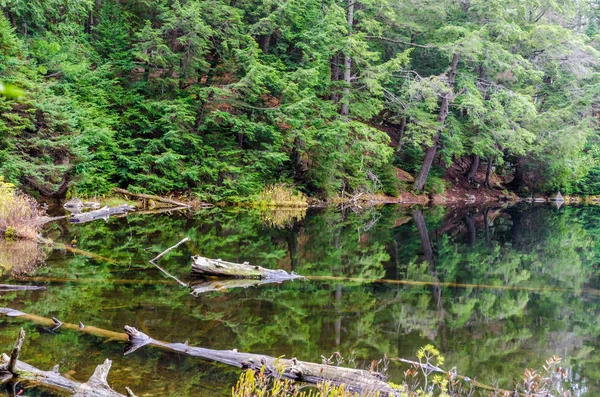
[0,0,599,201]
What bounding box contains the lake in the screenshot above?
[0,203,598,396]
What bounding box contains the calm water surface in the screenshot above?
[0,204,599,396]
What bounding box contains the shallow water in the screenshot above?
[0,204,599,396]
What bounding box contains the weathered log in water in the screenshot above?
[68,205,136,224]
[192,255,303,281]
[124,326,396,395]
[0,328,137,397]
[64,198,101,213]
[0,307,396,396]
[0,284,45,291]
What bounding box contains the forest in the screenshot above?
[1,0,599,203]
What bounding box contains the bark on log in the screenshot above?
[123,326,396,396]
[191,255,303,281]
[68,205,136,224]
[113,188,192,208]
[0,328,135,397]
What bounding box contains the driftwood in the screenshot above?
[124,327,396,395]
[64,198,101,213]
[68,205,136,224]
[192,255,303,281]
[0,328,137,397]
[149,237,191,287]
[114,188,191,208]
[0,307,395,396]
[0,284,45,291]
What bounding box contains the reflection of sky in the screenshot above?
[0,204,598,395]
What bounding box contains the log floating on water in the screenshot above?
[0,284,45,291]
[191,255,304,281]
[124,326,396,395]
[68,204,136,224]
[0,328,137,397]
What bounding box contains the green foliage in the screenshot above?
[0,0,598,199]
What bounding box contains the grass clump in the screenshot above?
[232,366,381,397]
[0,176,44,240]
[253,184,309,208]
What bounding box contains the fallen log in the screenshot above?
[0,307,395,396]
[68,205,136,224]
[124,327,396,395]
[114,188,191,208]
[63,198,101,213]
[0,328,137,397]
[0,284,45,291]
[191,255,304,281]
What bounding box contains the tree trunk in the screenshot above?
[485,155,494,187]
[412,209,434,265]
[413,53,460,191]
[465,213,476,247]
[396,117,407,151]
[258,34,271,53]
[512,156,525,188]
[466,153,480,183]
[330,53,339,102]
[340,1,354,116]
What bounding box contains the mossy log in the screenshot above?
[68,205,136,224]
[191,255,303,281]
[0,328,136,397]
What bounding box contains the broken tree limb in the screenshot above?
[68,205,136,224]
[150,237,190,264]
[6,328,24,375]
[191,255,304,281]
[0,328,136,397]
[123,326,396,396]
[149,237,190,287]
[113,188,191,208]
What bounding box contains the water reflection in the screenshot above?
[0,204,599,395]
